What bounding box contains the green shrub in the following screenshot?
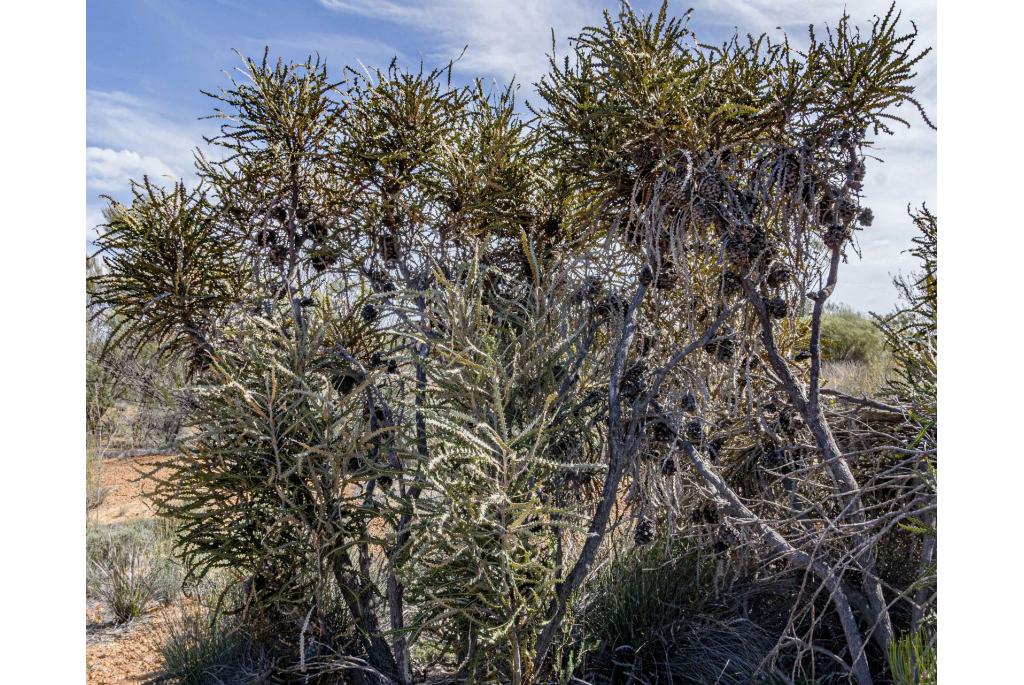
[814,307,885,363]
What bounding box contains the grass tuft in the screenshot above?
[87,520,182,623]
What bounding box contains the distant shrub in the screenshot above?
[812,306,885,363]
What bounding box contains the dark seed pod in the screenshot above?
[763,447,787,468]
[636,334,654,357]
[299,297,315,308]
[849,158,866,183]
[577,276,604,303]
[765,296,788,319]
[331,369,364,396]
[310,253,336,272]
[271,206,288,224]
[707,437,726,461]
[718,524,739,549]
[691,503,718,525]
[369,352,386,368]
[836,196,859,223]
[823,224,848,249]
[655,261,679,290]
[540,216,561,239]
[634,519,655,546]
[649,416,675,443]
[379,234,402,263]
[361,304,379,323]
[386,359,399,374]
[660,457,677,476]
[256,229,277,247]
[376,474,393,489]
[722,271,742,296]
[295,204,310,220]
[778,408,803,438]
[595,292,625,318]
[681,393,697,412]
[723,223,769,266]
[857,207,874,227]
[684,419,703,443]
[639,266,654,286]
[619,363,646,402]
[307,220,329,241]
[766,266,791,289]
[269,244,288,267]
[705,337,736,363]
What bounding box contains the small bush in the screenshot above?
[814,306,885,363]
[578,539,774,685]
[159,604,271,685]
[87,520,182,623]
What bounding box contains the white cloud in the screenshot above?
[87,90,202,179]
[237,32,408,72]
[86,147,177,193]
[317,0,594,84]
[86,90,210,243]
[85,205,107,244]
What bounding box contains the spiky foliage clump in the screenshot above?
[402,261,605,683]
[92,181,245,372]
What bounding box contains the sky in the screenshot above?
[86,0,936,313]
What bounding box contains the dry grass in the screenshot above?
[820,355,892,398]
[87,450,111,511]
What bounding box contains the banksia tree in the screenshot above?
[89,3,934,684]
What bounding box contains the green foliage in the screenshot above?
[403,261,604,683]
[887,629,936,685]
[815,306,885,363]
[91,180,246,372]
[151,310,402,613]
[537,1,932,241]
[874,205,937,414]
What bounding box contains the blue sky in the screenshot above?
[87,0,935,312]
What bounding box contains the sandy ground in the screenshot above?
[87,454,177,685]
